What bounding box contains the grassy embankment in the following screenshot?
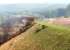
[0,21,70,50]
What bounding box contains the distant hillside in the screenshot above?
[0,4,66,16]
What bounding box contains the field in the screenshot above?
[0,20,70,50]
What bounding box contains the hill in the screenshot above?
[0,4,66,16]
[0,22,70,50]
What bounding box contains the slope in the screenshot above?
[0,22,70,50]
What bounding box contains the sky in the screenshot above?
[0,0,69,5]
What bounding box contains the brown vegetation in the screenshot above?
[0,16,35,45]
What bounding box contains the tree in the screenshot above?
[65,4,70,17]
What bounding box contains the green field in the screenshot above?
[0,21,70,50]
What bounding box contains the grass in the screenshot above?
[0,21,70,50]
[30,23,70,50]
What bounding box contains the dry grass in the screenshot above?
[0,22,70,50]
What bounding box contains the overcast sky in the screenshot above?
[0,0,69,5]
